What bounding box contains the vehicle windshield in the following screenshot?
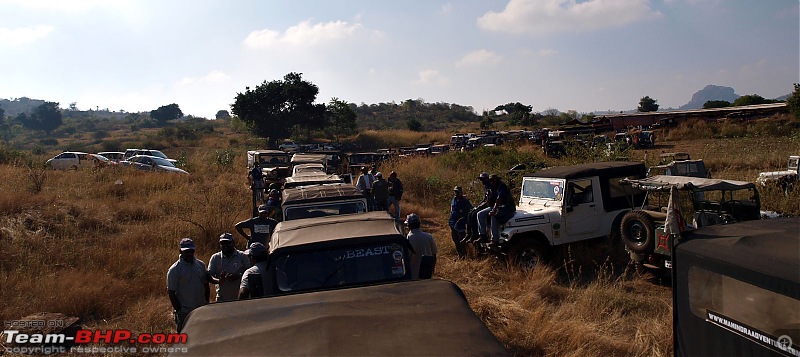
[284,202,367,220]
[274,241,407,292]
[521,179,564,201]
[149,150,169,159]
[152,157,176,167]
[789,157,799,171]
[259,154,289,166]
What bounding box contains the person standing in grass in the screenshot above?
[235,204,280,247]
[372,172,389,211]
[167,238,218,332]
[238,242,270,299]
[448,186,472,258]
[387,171,404,219]
[207,233,251,302]
[404,213,437,279]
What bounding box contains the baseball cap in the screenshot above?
[404,213,420,225]
[375,172,383,178]
[179,238,196,251]
[453,186,462,193]
[258,204,269,213]
[219,233,234,243]
[244,242,268,256]
[478,172,489,180]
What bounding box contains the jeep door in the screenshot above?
[564,178,601,239]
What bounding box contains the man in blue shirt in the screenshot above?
[448,186,472,258]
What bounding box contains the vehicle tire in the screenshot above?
[620,211,655,254]
[509,239,548,270]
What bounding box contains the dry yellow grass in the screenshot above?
[1,118,797,356]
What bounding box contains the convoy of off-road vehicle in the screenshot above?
[229,136,796,356]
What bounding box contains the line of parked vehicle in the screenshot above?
[45,148,188,174]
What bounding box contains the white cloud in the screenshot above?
[243,20,382,50]
[0,0,132,12]
[538,48,558,57]
[176,71,230,87]
[414,69,449,86]
[441,3,453,14]
[0,25,54,46]
[455,49,502,68]
[243,29,280,49]
[477,0,662,35]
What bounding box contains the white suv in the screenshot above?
[46,152,109,170]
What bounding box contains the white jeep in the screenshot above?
[496,161,647,268]
[757,155,799,193]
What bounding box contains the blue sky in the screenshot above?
[0,0,797,118]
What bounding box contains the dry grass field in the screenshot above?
[0,116,798,356]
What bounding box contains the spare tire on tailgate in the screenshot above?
[620,210,656,254]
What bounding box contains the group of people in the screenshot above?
[166,202,282,332]
[355,166,404,218]
[166,235,267,332]
[166,202,437,333]
[448,172,516,258]
[168,166,513,332]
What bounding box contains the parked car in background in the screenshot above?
[121,155,188,174]
[757,155,799,193]
[123,149,177,163]
[97,151,125,162]
[46,152,110,170]
[278,141,299,151]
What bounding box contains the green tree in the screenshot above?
[326,98,357,139]
[787,83,800,120]
[21,102,63,134]
[150,103,183,124]
[406,118,422,132]
[231,72,326,147]
[494,102,533,126]
[215,110,231,120]
[732,94,778,107]
[638,96,659,112]
[703,100,731,109]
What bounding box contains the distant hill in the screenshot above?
[0,97,46,116]
[678,85,740,110]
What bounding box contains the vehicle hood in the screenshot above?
[503,208,555,228]
[757,170,795,179]
[158,165,188,174]
[175,280,507,356]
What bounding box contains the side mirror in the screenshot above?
[418,255,436,279]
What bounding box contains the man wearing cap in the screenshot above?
[472,172,496,243]
[207,233,251,302]
[448,186,472,258]
[372,172,389,211]
[239,242,271,299]
[487,174,516,247]
[235,204,280,247]
[355,166,374,198]
[404,213,437,279]
[167,238,219,332]
[387,171,404,219]
[248,161,264,200]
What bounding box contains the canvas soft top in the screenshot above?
[283,174,342,188]
[673,218,800,357]
[290,153,327,164]
[172,279,508,356]
[676,218,800,296]
[282,183,364,205]
[269,211,402,252]
[622,175,755,192]
[529,161,646,180]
